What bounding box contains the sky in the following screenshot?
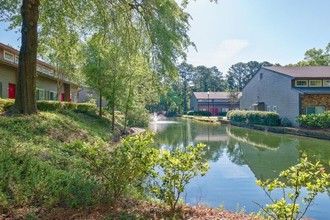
[1,0,330,74]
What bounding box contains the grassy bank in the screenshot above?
[182,115,220,123]
[0,110,261,219]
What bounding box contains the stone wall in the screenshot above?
[301,94,330,114]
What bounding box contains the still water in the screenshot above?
[149,118,330,220]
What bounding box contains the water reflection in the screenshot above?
[150,118,330,219]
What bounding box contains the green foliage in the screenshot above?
[297,112,330,129]
[227,61,279,91]
[0,143,97,209]
[292,43,330,66]
[37,101,96,111]
[227,110,280,126]
[219,111,228,117]
[0,98,15,112]
[126,107,150,128]
[256,156,330,220]
[281,117,293,127]
[69,133,158,202]
[186,110,211,116]
[0,99,96,113]
[151,144,209,212]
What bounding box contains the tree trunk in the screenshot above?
[11,0,40,114]
[99,94,102,117]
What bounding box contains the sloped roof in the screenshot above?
[193,92,242,99]
[263,66,330,78]
[294,87,330,94]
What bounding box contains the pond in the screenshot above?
[149,118,330,220]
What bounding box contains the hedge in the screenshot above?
[227,110,280,126]
[297,112,330,129]
[186,110,211,116]
[0,99,15,112]
[0,99,96,112]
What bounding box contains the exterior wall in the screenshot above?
[0,63,17,98]
[36,76,59,94]
[240,68,301,125]
[190,93,240,115]
[301,94,330,114]
[0,43,78,102]
[190,94,198,111]
[78,88,107,107]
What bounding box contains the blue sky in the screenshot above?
[1,0,330,74]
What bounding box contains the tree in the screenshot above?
[191,65,225,92]
[227,61,277,91]
[293,43,330,66]
[1,0,217,115]
[82,35,111,117]
[2,0,40,114]
[178,62,194,113]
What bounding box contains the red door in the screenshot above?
[8,83,16,99]
[214,108,219,116]
[61,93,65,101]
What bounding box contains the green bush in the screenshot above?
[151,144,209,212]
[127,107,150,128]
[76,103,97,111]
[70,133,158,202]
[227,110,280,126]
[218,111,228,117]
[36,101,96,112]
[256,156,330,219]
[0,99,14,112]
[297,112,330,129]
[186,111,195,115]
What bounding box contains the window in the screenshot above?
[306,106,326,115]
[36,88,45,100]
[49,91,56,101]
[259,73,263,80]
[3,51,14,62]
[309,80,322,87]
[323,80,330,87]
[295,80,308,87]
[267,106,271,111]
[273,106,277,112]
[14,55,19,64]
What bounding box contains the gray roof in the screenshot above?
[294,87,330,94]
[263,66,330,78]
[193,92,242,99]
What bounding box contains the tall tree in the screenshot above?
[293,43,330,66]
[178,62,194,112]
[1,0,217,115]
[227,61,277,91]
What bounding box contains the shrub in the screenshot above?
[227,110,280,126]
[256,156,330,220]
[297,112,330,129]
[218,111,228,117]
[151,144,209,212]
[37,100,61,111]
[126,107,150,128]
[281,117,292,127]
[0,99,14,112]
[36,101,96,112]
[186,111,195,115]
[69,133,158,202]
